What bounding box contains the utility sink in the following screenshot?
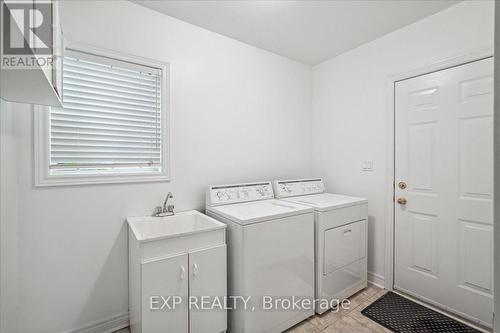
[127,210,226,243]
[128,210,227,332]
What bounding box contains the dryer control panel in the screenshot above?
[273,178,325,198]
[206,181,274,206]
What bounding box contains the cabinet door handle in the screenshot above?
[343,229,352,235]
[180,265,186,280]
[192,263,199,277]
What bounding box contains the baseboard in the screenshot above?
[60,312,129,333]
[368,271,385,289]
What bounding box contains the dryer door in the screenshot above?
[323,220,366,275]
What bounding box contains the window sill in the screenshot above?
[34,172,170,187]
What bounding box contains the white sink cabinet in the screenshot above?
[128,210,227,333]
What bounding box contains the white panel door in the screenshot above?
[141,253,189,333]
[189,245,227,333]
[394,58,493,326]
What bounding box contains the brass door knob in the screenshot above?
[397,197,407,205]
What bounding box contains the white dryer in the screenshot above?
[273,178,368,314]
[205,181,315,333]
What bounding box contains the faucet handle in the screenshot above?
[153,206,163,216]
[167,204,175,213]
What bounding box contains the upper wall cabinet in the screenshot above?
[0,0,63,107]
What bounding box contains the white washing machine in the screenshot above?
[205,181,315,333]
[273,178,368,314]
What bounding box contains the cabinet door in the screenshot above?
[189,245,227,333]
[141,253,188,333]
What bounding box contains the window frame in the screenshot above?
[34,42,171,187]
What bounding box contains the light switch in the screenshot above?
[362,160,374,172]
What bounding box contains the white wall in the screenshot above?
[493,2,499,332]
[4,1,312,332]
[0,99,19,333]
[311,0,495,281]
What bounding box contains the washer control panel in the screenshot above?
[207,181,274,206]
[273,178,325,198]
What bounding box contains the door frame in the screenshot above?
[383,46,494,292]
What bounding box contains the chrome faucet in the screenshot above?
[154,192,175,217]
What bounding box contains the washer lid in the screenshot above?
[282,193,367,212]
[207,199,313,225]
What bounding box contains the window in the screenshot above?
[35,46,170,186]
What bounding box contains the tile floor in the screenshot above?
[113,284,388,333]
[285,284,388,333]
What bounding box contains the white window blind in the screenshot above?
[49,49,163,175]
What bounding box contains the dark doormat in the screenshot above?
[361,291,481,333]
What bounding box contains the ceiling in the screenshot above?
[132,0,461,65]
